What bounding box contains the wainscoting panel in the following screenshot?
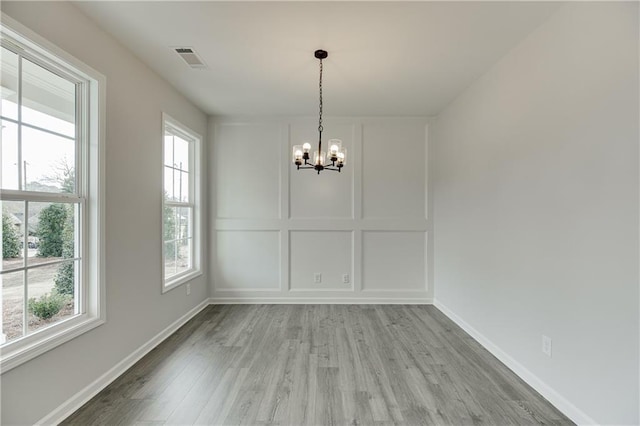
[214,230,281,291]
[214,123,282,219]
[289,121,355,219]
[362,120,427,219]
[362,231,427,291]
[211,117,431,301]
[289,231,353,291]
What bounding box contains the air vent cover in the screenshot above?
[173,47,207,69]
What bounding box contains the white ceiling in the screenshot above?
[73,1,561,117]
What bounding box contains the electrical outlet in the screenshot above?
[542,335,552,357]
[342,274,350,284]
[314,273,322,284]
[186,283,191,295]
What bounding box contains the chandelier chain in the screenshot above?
[318,58,323,134]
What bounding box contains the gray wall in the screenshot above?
[2,1,638,425]
[432,3,639,424]
[0,2,209,424]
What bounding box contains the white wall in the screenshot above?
[432,3,638,424]
[210,118,432,303]
[0,2,209,425]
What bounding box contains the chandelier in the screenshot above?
[292,50,346,174]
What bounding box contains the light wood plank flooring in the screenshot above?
[63,305,572,425]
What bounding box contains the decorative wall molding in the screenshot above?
[210,118,432,299]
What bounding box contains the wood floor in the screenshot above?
[63,305,572,425]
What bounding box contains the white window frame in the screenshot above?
[0,15,105,373]
[161,113,201,292]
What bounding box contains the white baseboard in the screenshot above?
[433,299,597,426]
[35,298,211,426]
[38,298,591,425]
[210,297,434,304]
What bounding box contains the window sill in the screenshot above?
[162,270,202,294]
[0,314,105,373]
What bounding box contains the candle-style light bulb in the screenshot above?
[292,145,304,164]
[328,139,341,157]
[338,147,347,166]
[302,143,311,152]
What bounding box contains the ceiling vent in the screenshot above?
[173,47,207,69]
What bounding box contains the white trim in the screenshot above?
[36,298,596,425]
[35,299,210,426]
[161,113,202,293]
[1,316,104,373]
[0,13,106,373]
[433,299,597,426]
[210,297,434,304]
[214,287,282,292]
[163,270,202,293]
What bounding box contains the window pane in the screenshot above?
[1,119,19,190]
[21,59,75,138]
[179,171,189,202]
[164,166,175,201]
[0,47,18,120]
[63,204,78,260]
[164,241,177,278]
[176,238,192,276]
[26,261,76,334]
[29,202,76,265]
[2,270,24,343]
[22,126,75,193]
[163,206,177,242]
[174,136,189,172]
[164,135,173,167]
[178,206,192,239]
[2,200,25,272]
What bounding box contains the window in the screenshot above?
[0,17,104,371]
[162,114,201,291]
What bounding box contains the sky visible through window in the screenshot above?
[164,133,190,203]
[1,99,75,192]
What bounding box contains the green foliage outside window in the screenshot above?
[2,213,21,259]
[36,204,68,258]
[164,192,177,260]
[54,206,75,296]
[28,292,67,320]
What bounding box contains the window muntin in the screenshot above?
[0,18,104,372]
[162,117,200,290]
[1,43,83,345]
